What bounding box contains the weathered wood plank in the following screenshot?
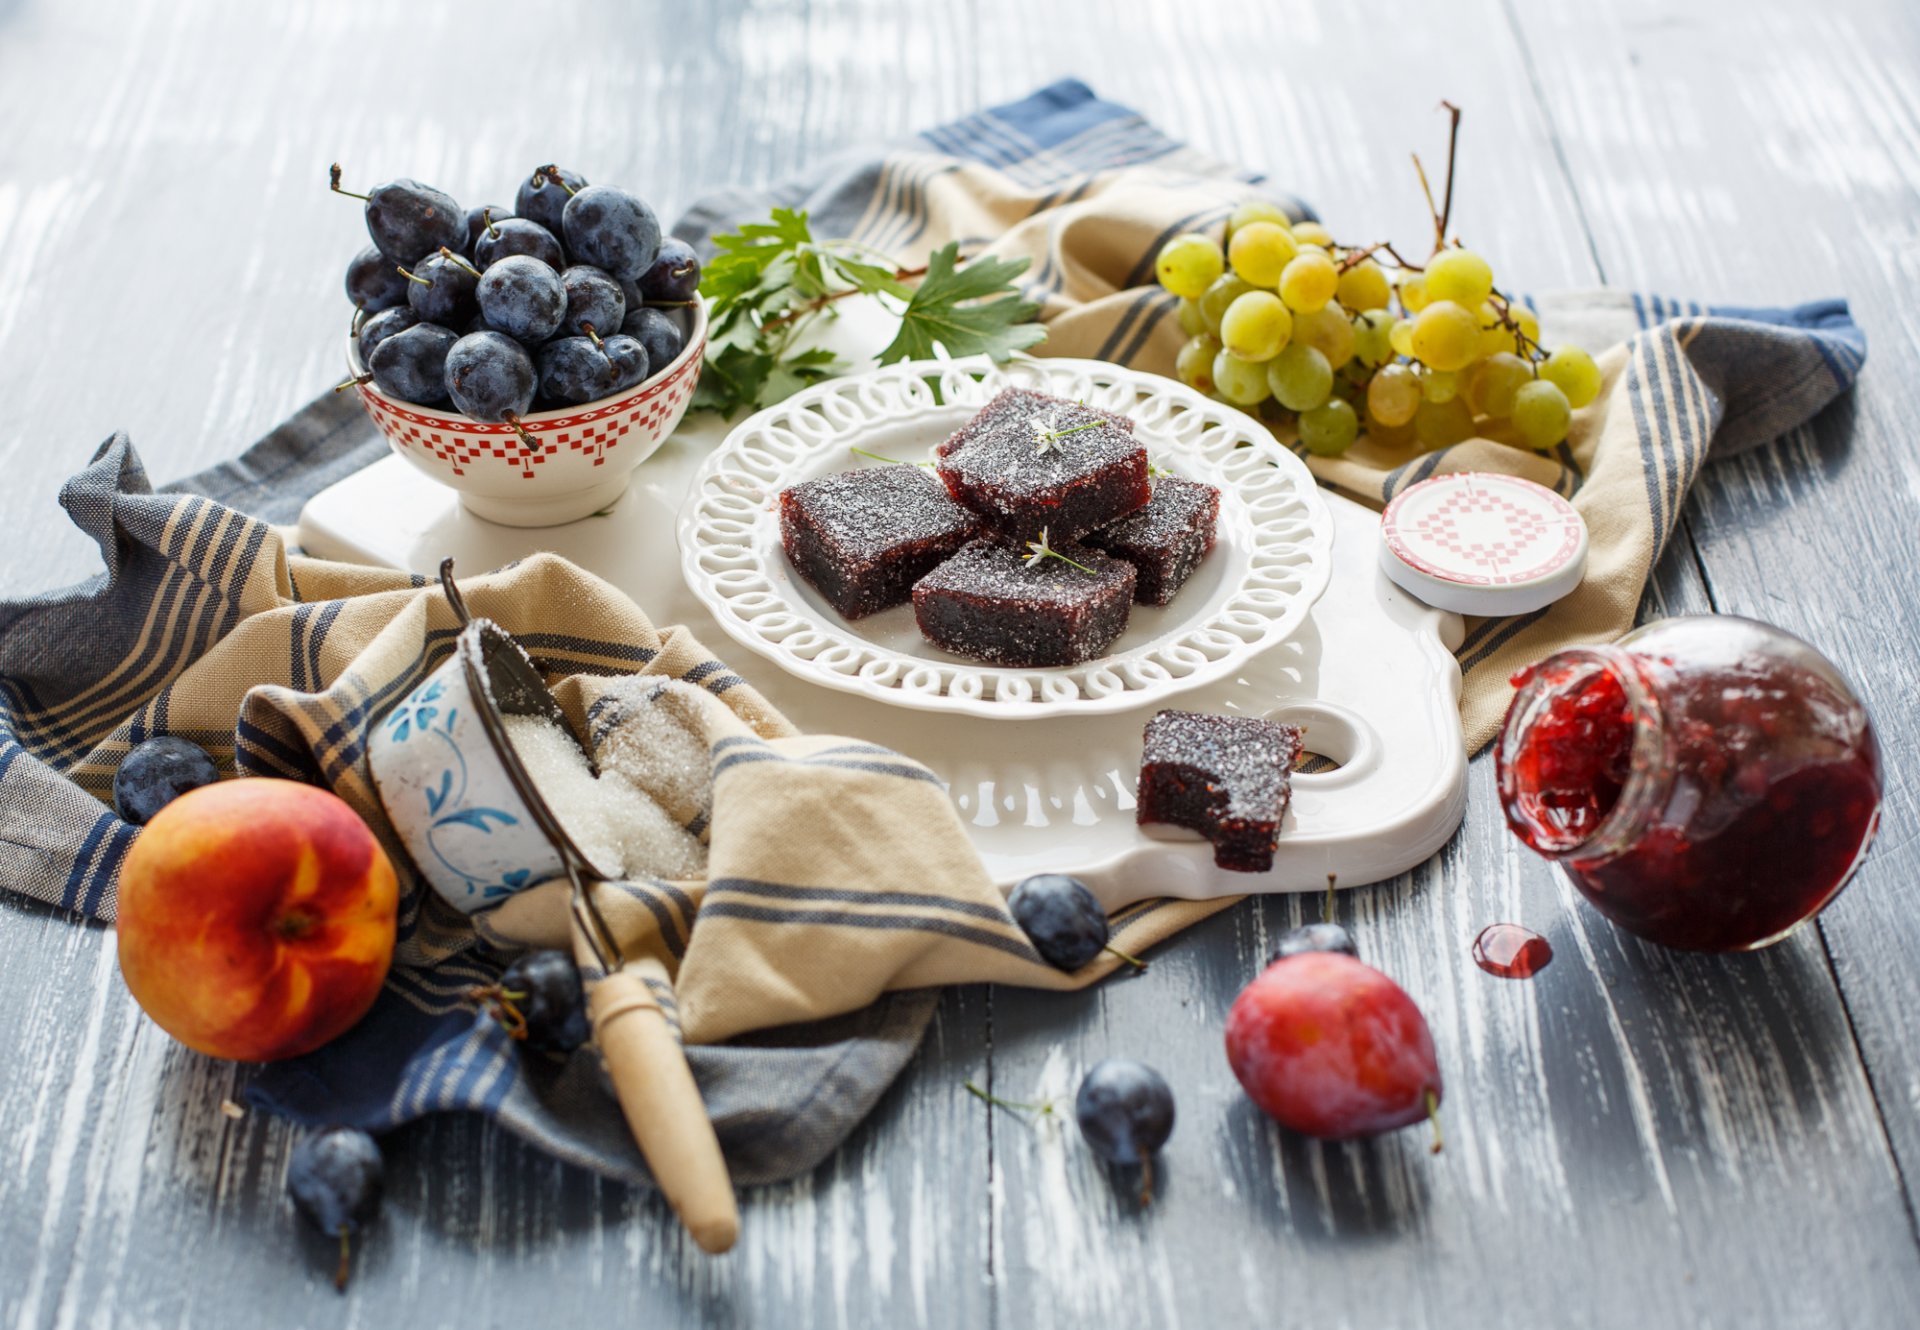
[1508,0,1920,1257]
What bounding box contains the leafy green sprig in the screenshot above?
[692,208,1046,417]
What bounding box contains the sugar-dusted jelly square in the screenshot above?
[1086,476,1221,606]
[912,537,1136,668]
[779,465,983,620]
[1136,709,1303,872]
[935,388,1150,542]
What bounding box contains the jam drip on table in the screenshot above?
[1472,924,1553,979]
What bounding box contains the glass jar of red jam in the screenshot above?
[1495,616,1881,952]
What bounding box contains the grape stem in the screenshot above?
[328,163,370,202]
[1334,240,1426,275]
[1411,102,1465,255]
[1487,291,1549,365]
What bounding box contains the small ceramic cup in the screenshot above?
[368,574,612,915]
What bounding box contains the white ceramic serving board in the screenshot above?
[300,406,1467,908]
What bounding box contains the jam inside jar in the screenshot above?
[1495,616,1882,952]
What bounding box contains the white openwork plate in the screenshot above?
[676,356,1334,719]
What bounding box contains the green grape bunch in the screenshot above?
[1150,109,1601,458]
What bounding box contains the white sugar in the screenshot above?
[501,712,707,882]
[592,678,714,825]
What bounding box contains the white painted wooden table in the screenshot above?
[2,2,1917,1326]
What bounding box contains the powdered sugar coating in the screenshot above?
[1137,709,1303,872]
[780,465,982,619]
[936,388,1150,541]
[913,537,1136,667]
[1086,476,1221,605]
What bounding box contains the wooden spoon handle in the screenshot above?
[588,967,739,1254]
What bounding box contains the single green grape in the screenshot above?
[1398,271,1430,314]
[1291,220,1334,248]
[1467,352,1532,418]
[1228,221,1299,289]
[1426,248,1494,307]
[1512,379,1573,448]
[1298,398,1359,455]
[1278,251,1339,312]
[1336,259,1391,312]
[1291,304,1356,370]
[1422,368,1461,404]
[1410,300,1480,372]
[1540,345,1602,408]
[1388,317,1416,358]
[1177,297,1206,336]
[1176,334,1222,394]
[1156,232,1225,299]
[1366,363,1421,428]
[1212,348,1273,406]
[1227,199,1294,240]
[1415,396,1477,450]
[1199,274,1254,334]
[1267,344,1333,411]
[1220,290,1293,362]
[1352,308,1396,367]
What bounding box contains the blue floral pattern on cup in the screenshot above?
[373,671,563,911]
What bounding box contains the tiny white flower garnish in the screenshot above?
[1022,527,1096,573]
[1029,414,1100,456]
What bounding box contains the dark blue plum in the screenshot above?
[464,204,509,255]
[345,245,408,314]
[536,336,616,406]
[557,265,625,338]
[494,950,588,1052]
[368,322,458,405]
[1270,921,1356,963]
[620,306,684,375]
[401,249,481,325]
[1075,1059,1175,1166]
[638,237,701,303]
[475,255,566,343]
[515,164,588,234]
[112,736,219,825]
[356,306,421,364]
[446,331,537,422]
[474,217,566,272]
[1008,873,1109,971]
[561,185,661,281]
[348,172,464,263]
[602,333,649,391]
[287,1126,383,1290]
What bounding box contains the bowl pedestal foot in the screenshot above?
[459,474,632,527]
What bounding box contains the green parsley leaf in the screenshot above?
[875,244,1046,365]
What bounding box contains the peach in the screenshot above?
[116,778,399,1062]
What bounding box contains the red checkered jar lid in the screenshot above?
[1377,471,1588,617]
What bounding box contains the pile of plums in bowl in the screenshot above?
[338,164,707,527]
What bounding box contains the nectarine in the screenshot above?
[116,778,398,1062]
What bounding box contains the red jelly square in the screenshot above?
[1136,709,1303,872]
[1085,476,1221,606]
[936,388,1150,542]
[912,537,1136,667]
[780,466,983,619]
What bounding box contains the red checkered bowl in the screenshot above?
[345,298,707,527]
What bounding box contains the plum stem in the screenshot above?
[1324,872,1337,922]
[333,1227,352,1292]
[583,325,603,350]
[504,412,541,453]
[536,164,579,198]
[1138,1155,1156,1207]
[334,374,373,393]
[328,163,370,202]
[437,247,483,280]
[396,266,431,288]
[1426,1089,1444,1155]
[482,206,499,239]
[642,300,696,309]
[1103,943,1147,972]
